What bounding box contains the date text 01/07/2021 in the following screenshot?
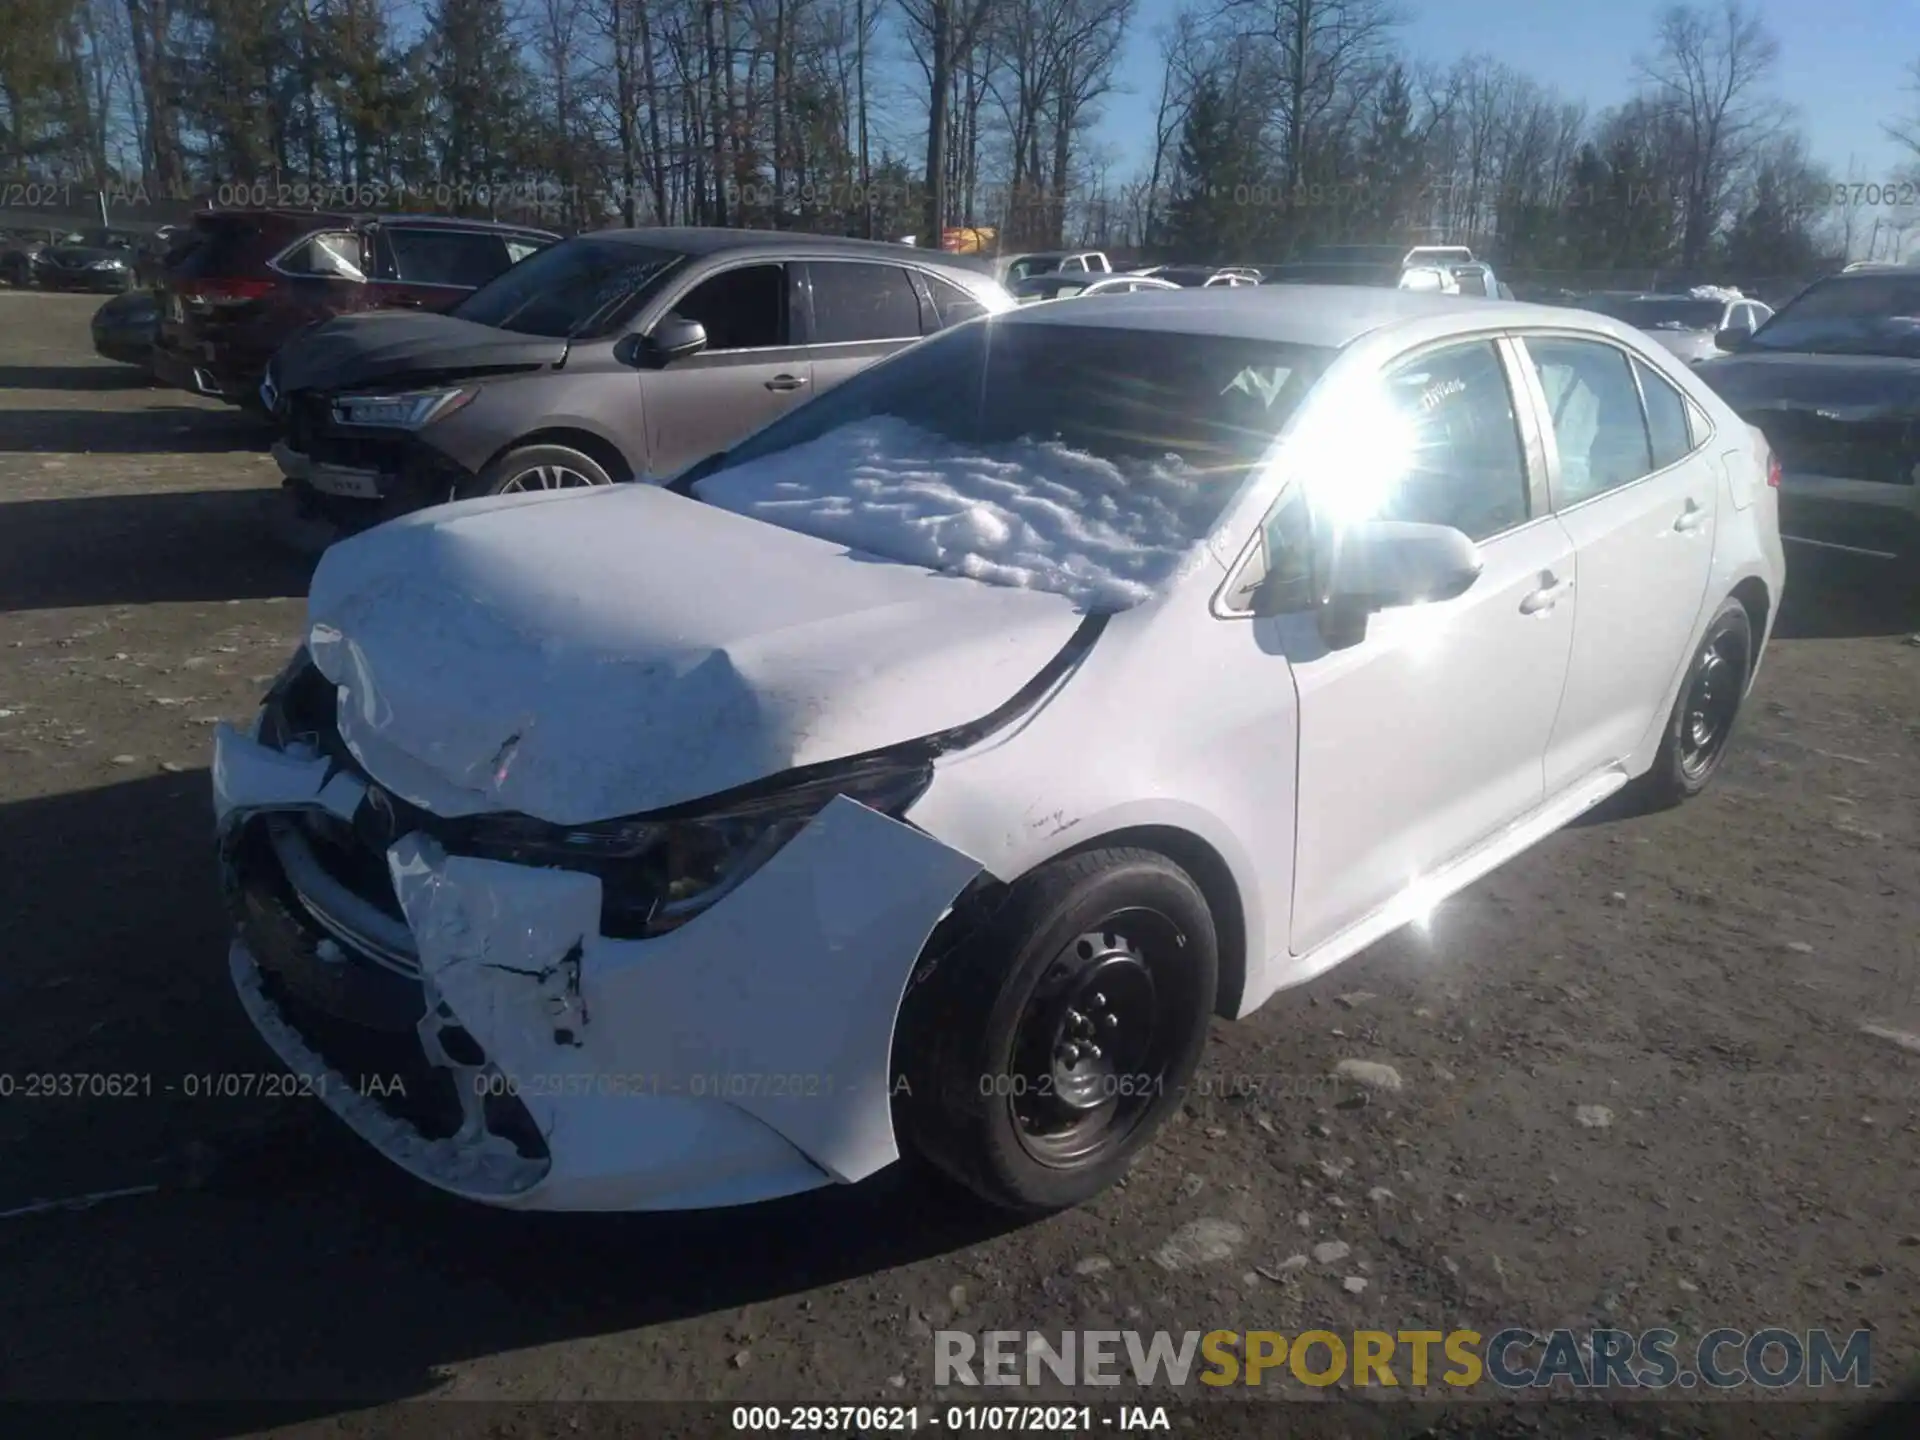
[729,1405,1173,1432]
[0,1072,395,1100]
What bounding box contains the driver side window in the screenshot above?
[1374,341,1531,541]
[665,263,790,352]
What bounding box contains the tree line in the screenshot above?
[2,0,1917,276]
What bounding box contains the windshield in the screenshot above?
[1578,296,1723,331]
[1744,275,1920,358]
[1013,277,1087,300]
[1005,255,1062,282]
[453,237,685,338]
[692,321,1335,611]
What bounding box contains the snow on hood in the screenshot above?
[692,416,1229,612]
[304,483,1090,825]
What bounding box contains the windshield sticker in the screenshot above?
[1222,366,1294,409]
[1418,376,1468,412]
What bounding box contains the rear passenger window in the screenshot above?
[1373,340,1531,542]
[279,231,365,280]
[924,274,989,327]
[1523,338,1654,505]
[1635,358,1693,470]
[385,228,513,288]
[809,261,923,343]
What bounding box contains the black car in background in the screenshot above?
[92,289,161,369]
[0,228,57,287]
[36,229,141,292]
[1694,266,1920,563]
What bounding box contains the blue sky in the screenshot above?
[1101,0,1916,191]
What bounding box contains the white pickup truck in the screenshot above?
[1265,244,1513,299]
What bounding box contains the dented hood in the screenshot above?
[272,309,566,396]
[305,484,1090,825]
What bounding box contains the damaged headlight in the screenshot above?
[331,387,474,429]
[458,755,935,936]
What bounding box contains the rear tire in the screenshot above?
[459,443,616,500]
[1628,598,1753,811]
[893,847,1217,1214]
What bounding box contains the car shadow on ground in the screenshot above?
[0,773,1025,1417]
[0,406,269,454]
[0,489,313,612]
[0,363,156,391]
[1774,554,1920,640]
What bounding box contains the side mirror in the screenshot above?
[1713,324,1752,352]
[1311,518,1483,646]
[638,315,708,366]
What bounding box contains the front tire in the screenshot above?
[1630,597,1753,810]
[459,443,616,499]
[894,847,1217,1213]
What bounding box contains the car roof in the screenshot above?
[999,284,1601,350]
[584,226,989,267]
[193,208,559,237]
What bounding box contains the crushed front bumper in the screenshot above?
[212,719,983,1210]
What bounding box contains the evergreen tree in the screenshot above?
[424,0,534,212]
[1354,63,1424,241]
[1721,155,1829,279]
[1160,76,1266,261]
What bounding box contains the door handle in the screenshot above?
[765,373,808,392]
[1519,576,1572,615]
[1674,501,1708,533]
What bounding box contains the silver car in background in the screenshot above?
[1575,289,1775,365]
[1009,273,1181,304]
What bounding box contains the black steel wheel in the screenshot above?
[893,847,1217,1213]
[1006,917,1180,1168]
[1631,596,1754,810]
[1677,626,1745,781]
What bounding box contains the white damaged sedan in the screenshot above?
[214,286,1784,1214]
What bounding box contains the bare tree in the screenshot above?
[1221,0,1401,197]
[893,0,996,241]
[1634,0,1782,269]
[1138,7,1206,242]
[1885,59,1920,173]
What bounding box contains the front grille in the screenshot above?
[287,394,413,472]
[1751,411,1919,487]
[226,814,549,1162]
[259,661,426,965]
[286,397,320,452]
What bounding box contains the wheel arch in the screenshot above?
[485,426,635,484]
[1728,573,1771,686]
[1046,824,1249,1022]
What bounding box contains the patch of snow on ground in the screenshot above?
[693,416,1228,611]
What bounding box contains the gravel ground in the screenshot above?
[1,292,1917,1438]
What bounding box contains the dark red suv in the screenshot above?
[152,210,560,407]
